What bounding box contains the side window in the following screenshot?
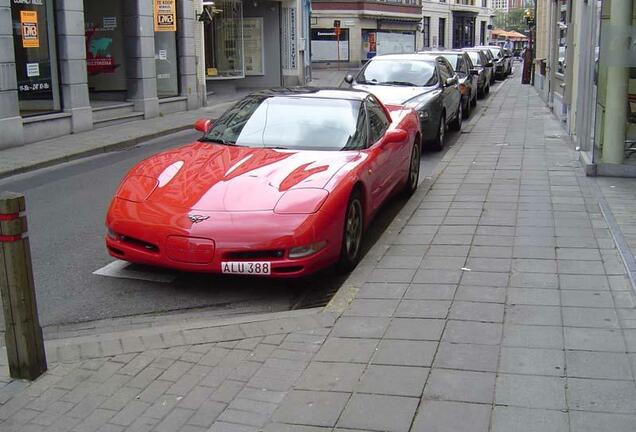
[437,60,450,82]
[456,56,467,75]
[347,105,368,150]
[366,97,390,145]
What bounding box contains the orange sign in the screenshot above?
[153,0,177,32]
[20,11,39,48]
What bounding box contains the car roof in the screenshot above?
[421,50,466,56]
[367,53,439,62]
[248,87,370,102]
[475,45,501,50]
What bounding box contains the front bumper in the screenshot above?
[105,198,343,278]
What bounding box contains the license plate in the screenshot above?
[221,261,271,275]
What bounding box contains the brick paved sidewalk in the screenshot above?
[1,77,635,432]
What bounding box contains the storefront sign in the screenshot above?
[153,0,177,32]
[20,10,39,48]
[243,18,264,76]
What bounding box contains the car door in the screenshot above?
[364,96,396,209]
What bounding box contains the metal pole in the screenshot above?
[336,27,340,71]
[0,192,46,380]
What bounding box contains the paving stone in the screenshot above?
[229,398,278,416]
[109,401,150,426]
[505,305,561,326]
[377,256,423,269]
[404,284,456,300]
[449,301,504,322]
[560,290,614,308]
[559,274,609,290]
[443,320,502,345]
[412,269,462,284]
[454,285,506,303]
[423,369,495,404]
[558,260,606,275]
[331,316,390,339]
[356,283,408,299]
[337,394,418,432]
[73,408,116,432]
[567,378,636,413]
[314,338,378,363]
[263,424,330,432]
[217,408,270,427]
[564,327,626,352]
[502,324,564,349]
[372,340,437,367]
[507,288,560,306]
[556,248,601,261]
[491,407,568,432]
[469,246,513,258]
[512,259,557,274]
[509,272,558,289]
[499,347,564,376]
[342,299,400,317]
[412,400,491,432]
[566,351,634,380]
[427,245,471,257]
[569,412,636,432]
[513,246,557,259]
[272,390,350,428]
[433,342,499,372]
[295,362,366,392]
[465,257,511,272]
[473,235,514,246]
[460,271,509,286]
[495,374,566,410]
[395,300,451,319]
[356,365,429,397]
[418,257,467,270]
[210,421,259,432]
[384,318,445,341]
[367,268,416,283]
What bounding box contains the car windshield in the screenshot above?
[467,51,482,66]
[440,54,466,74]
[203,96,365,151]
[488,47,503,58]
[356,59,437,87]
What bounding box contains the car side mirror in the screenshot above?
[344,74,354,84]
[194,118,212,133]
[445,76,458,87]
[470,69,479,76]
[383,128,408,144]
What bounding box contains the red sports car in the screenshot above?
[105,88,421,277]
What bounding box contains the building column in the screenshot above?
[124,0,159,118]
[177,0,199,110]
[55,0,92,133]
[0,0,24,149]
[601,0,632,164]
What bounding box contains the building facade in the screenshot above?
[0,0,309,150]
[533,0,636,176]
[421,0,494,50]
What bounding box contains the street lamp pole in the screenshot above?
[522,7,535,85]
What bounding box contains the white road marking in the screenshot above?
[93,260,177,283]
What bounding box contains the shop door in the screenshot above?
[84,0,127,99]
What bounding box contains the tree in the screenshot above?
[493,8,529,34]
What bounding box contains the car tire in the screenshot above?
[429,113,446,152]
[464,95,471,119]
[450,102,462,132]
[485,83,490,95]
[471,92,477,108]
[403,141,420,197]
[336,190,364,274]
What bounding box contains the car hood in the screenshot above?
[123,142,357,211]
[353,84,436,105]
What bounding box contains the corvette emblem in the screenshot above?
[188,214,209,224]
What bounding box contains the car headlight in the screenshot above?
[106,227,119,240]
[274,189,329,214]
[289,241,327,259]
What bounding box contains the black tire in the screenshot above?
[450,102,462,132]
[464,95,471,119]
[429,113,446,151]
[336,190,364,274]
[477,85,485,99]
[485,83,490,95]
[471,92,477,108]
[403,141,420,197]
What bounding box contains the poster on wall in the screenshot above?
[243,18,264,75]
[20,10,39,48]
[281,7,297,69]
[153,0,177,32]
[376,32,415,56]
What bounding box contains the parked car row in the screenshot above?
[342,45,513,152]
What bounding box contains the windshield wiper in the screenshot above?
[379,81,417,87]
[357,79,378,85]
[200,137,238,146]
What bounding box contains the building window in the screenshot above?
[11,0,61,116]
[557,0,567,76]
[439,18,446,48]
[482,0,487,7]
[312,28,350,62]
[422,17,430,48]
[154,0,179,98]
[480,21,486,45]
[203,0,244,79]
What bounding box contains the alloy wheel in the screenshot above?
[344,198,363,261]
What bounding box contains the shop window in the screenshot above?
[153,0,179,97]
[312,28,349,62]
[203,0,244,79]
[362,30,415,59]
[422,17,430,48]
[556,0,568,76]
[11,0,61,116]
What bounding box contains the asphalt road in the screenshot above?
[0,98,487,329]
